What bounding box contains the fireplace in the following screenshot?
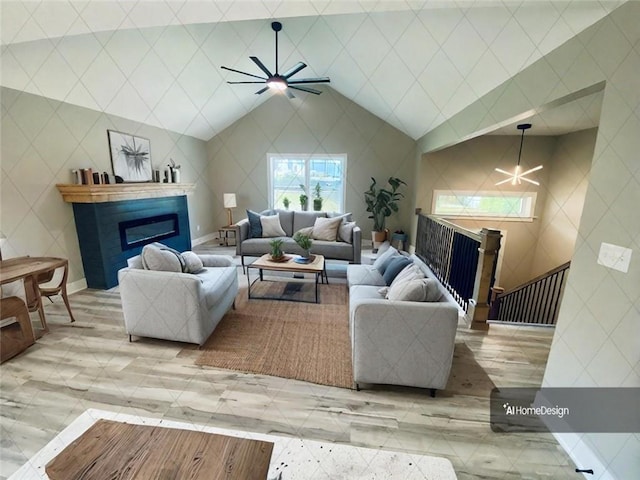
[72,196,191,289]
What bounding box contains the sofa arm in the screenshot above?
[349,298,458,389]
[198,254,234,268]
[352,226,362,264]
[235,219,249,256]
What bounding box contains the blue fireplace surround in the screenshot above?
[73,195,191,289]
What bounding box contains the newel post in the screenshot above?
[470,228,501,330]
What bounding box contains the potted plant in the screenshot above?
[283,196,290,210]
[293,232,313,262]
[364,176,406,251]
[299,184,309,211]
[269,238,285,261]
[313,182,323,211]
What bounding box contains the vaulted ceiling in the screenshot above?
[0,1,619,141]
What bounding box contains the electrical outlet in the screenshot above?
[597,242,632,273]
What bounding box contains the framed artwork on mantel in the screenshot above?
[108,130,152,182]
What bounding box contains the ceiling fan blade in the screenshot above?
[288,77,331,85]
[282,62,307,79]
[255,86,269,95]
[285,88,295,99]
[289,85,322,95]
[221,66,266,81]
[250,56,273,78]
[227,81,267,84]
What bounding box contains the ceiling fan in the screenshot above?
[221,21,330,99]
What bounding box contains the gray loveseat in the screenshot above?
[118,252,237,346]
[347,247,461,395]
[235,209,362,270]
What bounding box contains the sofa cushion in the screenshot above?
[181,251,204,273]
[349,285,385,303]
[197,266,238,310]
[261,214,287,237]
[327,212,353,222]
[347,264,386,288]
[293,211,326,233]
[338,221,356,243]
[241,237,284,255]
[373,246,399,274]
[276,209,294,237]
[247,210,263,238]
[311,216,342,241]
[294,226,314,237]
[141,243,184,272]
[382,256,412,285]
[308,240,355,262]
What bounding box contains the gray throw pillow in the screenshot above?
[338,221,356,243]
[373,246,399,274]
[311,216,342,241]
[181,251,204,273]
[387,278,438,302]
[382,256,412,286]
[141,243,183,272]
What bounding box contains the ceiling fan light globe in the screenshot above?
[267,78,287,90]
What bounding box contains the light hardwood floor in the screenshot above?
[0,265,579,479]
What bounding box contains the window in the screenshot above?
[432,190,537,220]
[268,154,346,212]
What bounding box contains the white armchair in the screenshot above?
[118,254,238,346]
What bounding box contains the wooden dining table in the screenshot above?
[0,256,68,332]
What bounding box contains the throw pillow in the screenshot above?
[141,243,184,272]
[389,263,424,289]
[382,256,412,285]
[338,221,356,243]
[424,278,443,302]
[181,251,204,273]
[294,226,314,237]
[247,210,263,238]
[373,246,398,274]
[387,278,432,302]
[311,216,342,241]
[260,214,286,237]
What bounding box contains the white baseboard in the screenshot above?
[192,232,219,246]
[67,278,87,295]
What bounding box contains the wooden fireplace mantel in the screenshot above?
[56,183,196,204]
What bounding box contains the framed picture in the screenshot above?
[108,130,152,182]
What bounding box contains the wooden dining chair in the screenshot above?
[36,260,76,323]
[1,296,36,363]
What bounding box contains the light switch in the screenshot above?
[597,242,632,273]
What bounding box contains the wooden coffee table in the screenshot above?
[45,419,273,480]
[247,254,328,304]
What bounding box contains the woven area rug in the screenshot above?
[195,282,353,389]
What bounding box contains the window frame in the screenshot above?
[267,153,347,212]
[432,189,537,221]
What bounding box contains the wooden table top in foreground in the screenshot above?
[45,419,274,480]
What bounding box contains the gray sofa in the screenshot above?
[235,209,362,270]
[118,253,238,346]
[347,250,461,395]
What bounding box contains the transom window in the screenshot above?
[432,190,537,220]
[268,154,346,212]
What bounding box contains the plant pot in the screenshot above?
[313,199,322,211]
[371,230,388,252]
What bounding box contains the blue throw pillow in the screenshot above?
[382,256,412,286]
[247,210,262,238]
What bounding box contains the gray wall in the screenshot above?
[417,3,639,478]
[530,128,597,277]
[1,87,213,284]
[206,86,416,241]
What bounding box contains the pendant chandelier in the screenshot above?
[495,123,543,186]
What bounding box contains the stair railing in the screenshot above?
[488,262,570,325]
[416,214,501,330]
